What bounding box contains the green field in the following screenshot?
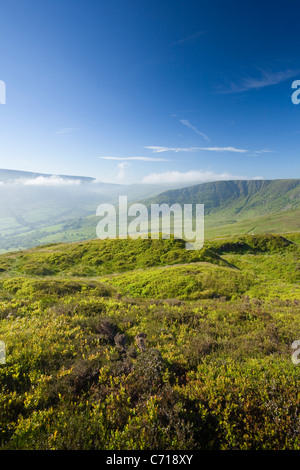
[205,207,300,238]
[0,232,299,449]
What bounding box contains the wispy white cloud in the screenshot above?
[180,119,210,141]
[117,162,130,180]
[145,146,247,153]
[20,176,82,186]
[143,170,262,185]
[145,146,198,153]
[99,156,169,161]
[0,80,6,105]
[249,149,275,156]
[219,69,299,94]
[56,127,79,135]
[172,30,204,46]
[201,147,248,153]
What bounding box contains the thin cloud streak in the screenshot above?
[145,146,248,153]
[180,119,210,141]
[21,176,82,186]
[146,146,199,153]
[143,170,263,185]
[249,149,275,156]
[172,30,205,46]
[202,147,248,153]
[99,156,170,161]
[219,69,300,94]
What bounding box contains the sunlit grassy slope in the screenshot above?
[0,232,299,450]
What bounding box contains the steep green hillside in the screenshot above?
[0,233,299,450]
[146,179,300,237]
[149,179,300,216]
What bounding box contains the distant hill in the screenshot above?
[144,179,300,237]
[147,179,300,216]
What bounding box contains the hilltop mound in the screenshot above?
[208,233,294,254]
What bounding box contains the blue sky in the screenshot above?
[0,0,299,185]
